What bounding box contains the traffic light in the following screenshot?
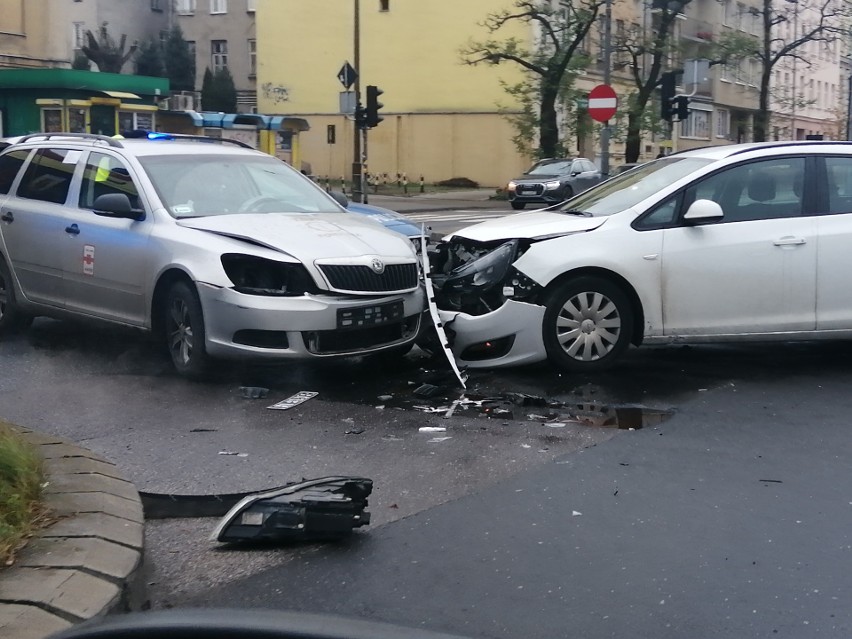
[365,85,384,128]
[660,71,677,121]
[674,95,690,121]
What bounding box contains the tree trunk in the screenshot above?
[753,69,772,142]
[539,84,560,158]
[625,110,643,164]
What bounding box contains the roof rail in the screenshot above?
[15,132,124,148]
[728,140,852,156]
[142,132,254,149]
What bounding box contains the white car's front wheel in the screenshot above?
[543,276,633,372]
[0,257,30,334]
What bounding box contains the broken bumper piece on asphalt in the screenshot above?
[210,476,373,544]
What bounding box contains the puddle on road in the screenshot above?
[380,390,674,430]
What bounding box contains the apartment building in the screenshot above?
[172,0,258,112]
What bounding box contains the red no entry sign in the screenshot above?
[588,84,617,123]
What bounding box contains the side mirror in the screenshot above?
[93,193,143,221]
[329,191,349,208]
[683,199,723,225]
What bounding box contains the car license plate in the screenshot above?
[337,300,404,330]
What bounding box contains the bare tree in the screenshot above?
[461,0,605,158]
[712,0,846,142]
[82,22,138,74]
[613,0,694,163]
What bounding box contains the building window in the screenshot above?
[380,0,390,10]
[176,0,196,14]
[211,40,228,71]
[41,109,63,133]
[247,0,256,11]
[210,0,227,14]
[151,0,163,11]
[680,108,710,139]
[186,40,197,70]
[68,108,87,133]
[716,108,730,138]
[72,22,86,49]
[721,0,732,25]
[248,39,257,76]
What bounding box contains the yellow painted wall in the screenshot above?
[257,0,531,186]
[0,0,52,68]
[298,113,527,188]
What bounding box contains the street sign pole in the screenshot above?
[600,0,612,176]
[351,0,363,203]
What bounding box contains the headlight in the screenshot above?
[507,181,517,191]
[221,254,318,296]
[443,240,518,294]
[544,180,562,189]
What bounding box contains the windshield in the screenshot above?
[139,154,342,218]
[528,160,573,175]
[562,157,713,216]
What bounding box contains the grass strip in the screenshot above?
[0,421,47,566]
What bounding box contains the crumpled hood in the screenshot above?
[177,212,415,261]
[450,210,608,243]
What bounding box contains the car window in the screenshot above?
[17,147,80,205]
[139,154,340,218]
[683,157,805,224]
[564,157,713,217]
[0,149,29,195]
[79,152,142,211]
[824,156,852,215]
[529,160,572,175]
[582,160,596,173]
[634,195,679,230]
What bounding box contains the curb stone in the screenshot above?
[0,425,146,639]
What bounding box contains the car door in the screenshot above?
[813,155,852,329]
[1,147,81,308]
[660,156,817,336]
[62,151,153,325]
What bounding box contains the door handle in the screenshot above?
[773,237,806,246]
[0,211,13,223]
[65,224,80,236]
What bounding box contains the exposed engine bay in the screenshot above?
[428,237,543,316]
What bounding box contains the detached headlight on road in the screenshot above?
[444,240,518,295]
[544,180,562,190]
[221,254,317,296]
[210,476,373,544]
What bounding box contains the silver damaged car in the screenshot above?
[0,133,425,378]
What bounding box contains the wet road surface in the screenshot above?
[3,316,852,617]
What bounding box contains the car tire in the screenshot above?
[561,185,574,201]
[542,276,633,372]
[0,256,30,334]
[510,201,526,210]
[164,281,212,379]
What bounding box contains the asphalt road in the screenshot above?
[184,342,852,638]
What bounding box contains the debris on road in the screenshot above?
[413,383,443,398]
[345,427,365,435]
[428,437,452,443]
[218,450,248,457]
[190,428,218,433]
[211,476,373,544]
[239,386,269,400]
[418,426,447,433]
[377,395,393,402]
[267,391,318,410]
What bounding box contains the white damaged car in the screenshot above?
[0,133,424,377]
[432,142,852,372]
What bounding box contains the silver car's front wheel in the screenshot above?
[164,281,211,379]
[543,277,633,372]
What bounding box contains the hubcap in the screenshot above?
[555,291,622,362]
[168,298,194,365]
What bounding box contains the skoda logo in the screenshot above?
[370,258,385,274]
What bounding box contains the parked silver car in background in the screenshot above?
[0,133,424,378]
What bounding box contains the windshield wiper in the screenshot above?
[559,209,593,217]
